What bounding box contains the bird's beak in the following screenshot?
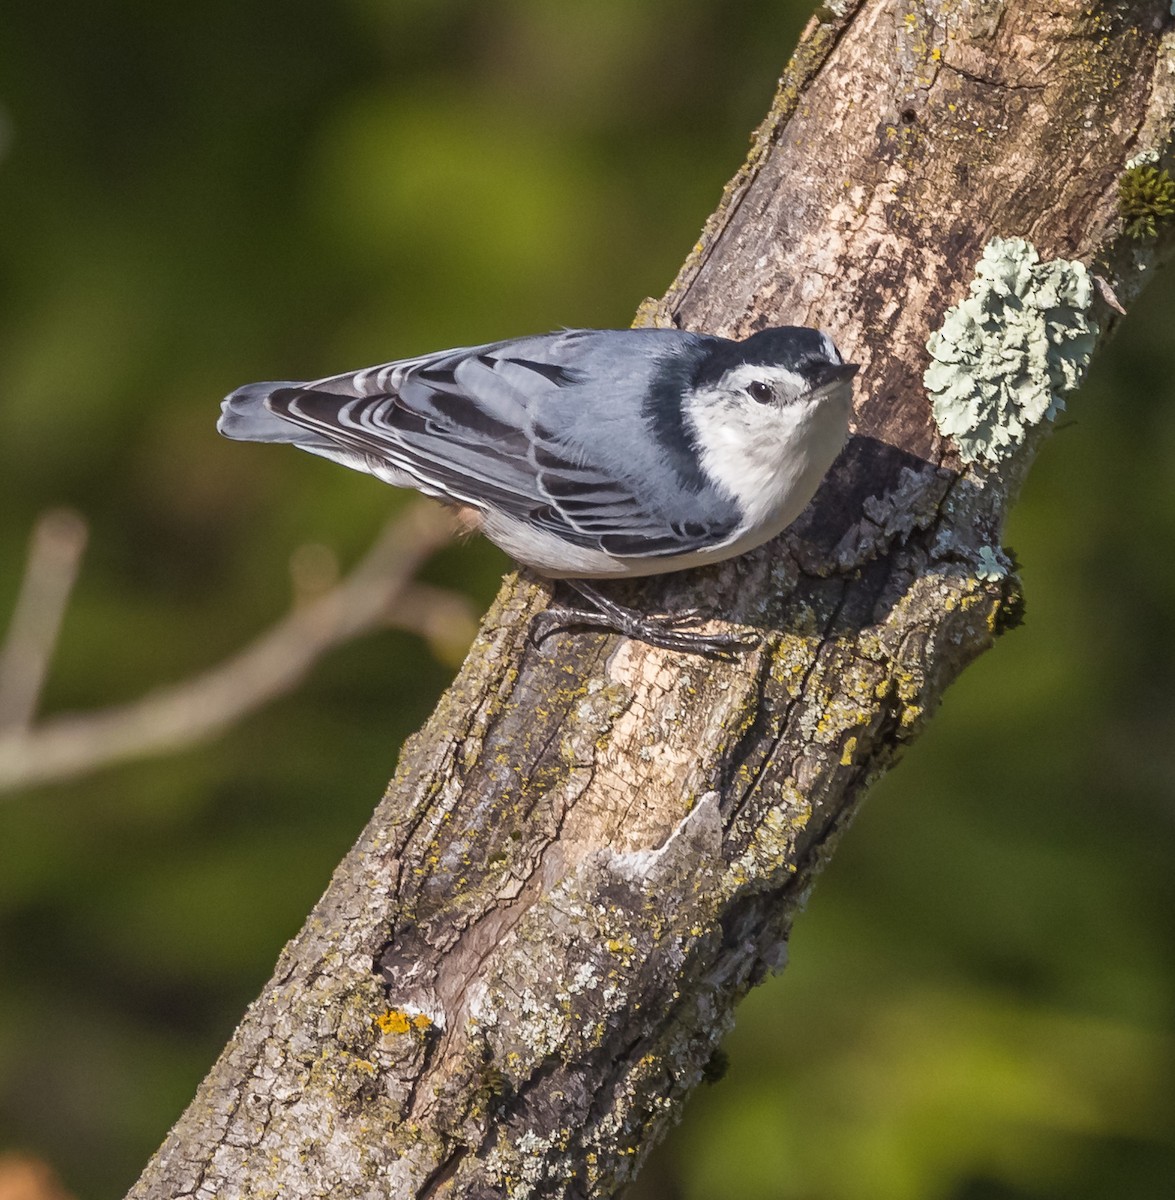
[809,361,860,393]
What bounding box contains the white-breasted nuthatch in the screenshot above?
[219,326,858,652]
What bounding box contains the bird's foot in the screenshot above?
[529,580,758,657]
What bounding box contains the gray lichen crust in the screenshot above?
[924,237,1098,464]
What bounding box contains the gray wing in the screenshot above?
[221,330,739,559]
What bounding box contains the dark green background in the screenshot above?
[1,3,1173,1197]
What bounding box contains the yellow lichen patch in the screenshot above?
[722,796,808,896]
[374,1009,433,1036]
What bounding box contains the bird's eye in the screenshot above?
[747,380,773,403]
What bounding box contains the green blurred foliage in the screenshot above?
[0,2,1173,1198]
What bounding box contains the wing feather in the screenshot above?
[259,334,738,559]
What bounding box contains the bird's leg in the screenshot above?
[529,579,758,656]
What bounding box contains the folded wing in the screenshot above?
[221,332,737,560]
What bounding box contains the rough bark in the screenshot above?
[128,3,1175,1198]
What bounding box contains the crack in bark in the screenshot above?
[722,576,852,848]
[941,60,1048,92]
[415,1146,467,1200]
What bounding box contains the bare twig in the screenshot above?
[0,502,458,794]
[0,508,88,731]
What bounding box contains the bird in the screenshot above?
[218,326,858,653]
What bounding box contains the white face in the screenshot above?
[683,357,855,532]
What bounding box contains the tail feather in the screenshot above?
[218,381,313,444]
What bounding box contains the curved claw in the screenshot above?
[529,606,602,648]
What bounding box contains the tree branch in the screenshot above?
[125,3,1175,1197]
[0,508,88,731]
[0,503,457,793]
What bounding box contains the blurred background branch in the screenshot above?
[0,1152,75,1200]
[0,509,88,732]
[0,503,467,793]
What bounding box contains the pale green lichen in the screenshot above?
[975,545,1008,581]
[1125,148,1160,170]
[924,237,1097,465]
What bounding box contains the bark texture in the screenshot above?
[129,3,1175,1197]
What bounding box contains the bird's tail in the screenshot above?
[218,381,308,443]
